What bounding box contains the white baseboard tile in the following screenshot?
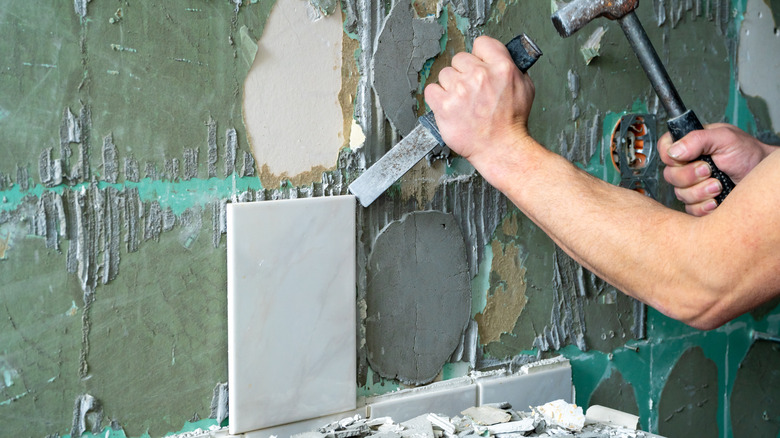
[365,377,478,422]
[476,361,573,410]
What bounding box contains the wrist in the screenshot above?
[469,129,543,194]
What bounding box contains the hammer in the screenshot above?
[552,0,735,204]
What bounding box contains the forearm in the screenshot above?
[475,133,715,326]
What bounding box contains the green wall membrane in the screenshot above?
[0,1,275,436]
[560,306,780,436]
[1,0,778,436]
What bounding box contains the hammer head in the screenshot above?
[552,0,638,37]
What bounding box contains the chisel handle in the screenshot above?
[420,33,543,145]
[667,109,735,204]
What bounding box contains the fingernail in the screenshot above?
[707,180,722,195]
[695,163,711,178]
[668,143,686,159]
[702,200,718,212]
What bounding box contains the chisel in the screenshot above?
[349,34,542,207]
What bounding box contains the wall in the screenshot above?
[0,0,777,437]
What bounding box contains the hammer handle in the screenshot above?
[667,110,735,204]
[618,12,735,204]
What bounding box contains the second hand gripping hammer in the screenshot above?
[551,0,735,204]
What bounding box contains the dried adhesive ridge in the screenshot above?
[365,211,470,385]
[475,240,528,345]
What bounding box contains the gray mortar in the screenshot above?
[588,368,639,415]
[657,346,718,437]
[371,0,443,135]
[730,340,780,437]
[365,211,471,385]
[429,175,507,279]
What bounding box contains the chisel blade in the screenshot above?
[348,123,440,207]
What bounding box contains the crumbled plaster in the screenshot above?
[738,0,780,134]
[474,240,528,345]
[366,211,470,385]
[372,0,444,135]
[243,0,345,188]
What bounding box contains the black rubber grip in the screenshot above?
[667,109,735,204]
[419,34,543,146]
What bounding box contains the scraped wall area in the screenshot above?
[0,0,778,437]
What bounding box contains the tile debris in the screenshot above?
[293,400,658,438]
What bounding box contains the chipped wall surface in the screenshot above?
[1,0,780,437]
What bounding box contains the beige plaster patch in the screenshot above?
[400,159,446,204]
[340,35,361,149]
[475,240,528,344]
[501,213,519,237]
[243,0,344,188]
[0,233,9,259]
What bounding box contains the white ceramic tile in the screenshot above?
[243,406,368,438]
[227,196,357,434]
[366,378,478,422]
[476,363,573,410]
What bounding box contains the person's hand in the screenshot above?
[658,123,773,216]
[423,36,535,178]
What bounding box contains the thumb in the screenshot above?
[666,130,711,162]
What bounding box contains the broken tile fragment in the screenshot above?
[461,406,511,425]
[400,414,434,438]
